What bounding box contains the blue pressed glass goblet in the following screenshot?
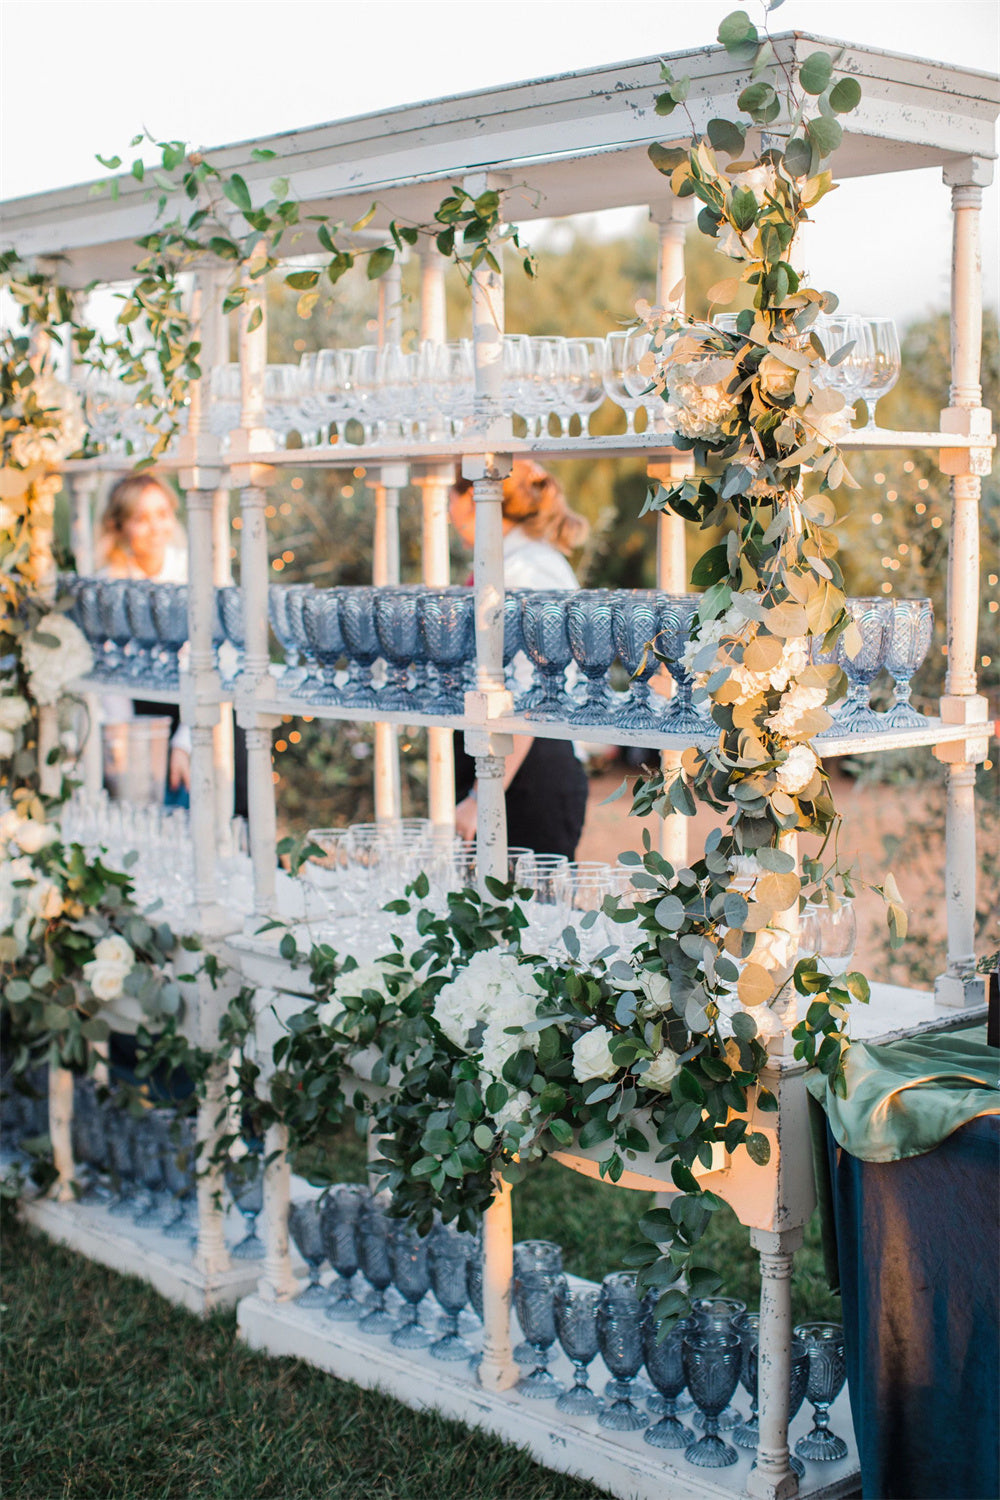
[658,594,709,735]
[302,589,346,705]
[74,579,110,676]
[642,1312,694,1447]
[389,1223,434,1348]
[732,1311,761,1450]
[284,585,322,695]
[217,584,245,654]
[690,1297,746,1429]
[567,590,617,725]
[513,1241,563,1365]
[131,1109,171,1225]
[70,1078,111,1201]
[288,1199,328,1308]
[226,1147,265,1260]
[793,1321,849,1461]
[150,584,189,686]
[161,1115,198,1239]
[682,1330,742,1467]
[338,587,381,708]
[320,1184,369,1321]
[105,1109,141,1215]
[520,590,575,719]
[514,1269,565,1399]
[373,587,423,710]
[123,580,160,685]
[884,597,933,728]
[554,1279,602,1415]
[834,597,893,733]
[356,1207,396,1334]
[97,579,134,679]
[269,583,311,688]
[503,589,531,711]
[746,1337,808,1479]
[611,592,663,732]
[596,1273,649,1431]
[428,1226,475,1362]
[418,590,475,714]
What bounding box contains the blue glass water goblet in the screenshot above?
[131,1109,171,1225]
[834,598,893,733]
[288,1199,328,1308]
[513,1241,563,1365]
[554,1279,602,1415]
[161,1115,198,1239]
[74,579,110,676]
[269,583,311,688]
[70,1078,110,1201]
[284,585,322,695]
[418,590,475,714]
[226,1147,265,1259]
[642,1312,694,1447]
[373,587,423,710]
[502,588,532,710]
[596,1273,650,1430]
[218,585,245,654]
[793,1321,849,1461]
[320,1184,369,1321]
[690,1297,745,1429]
[732,1311,760,1450]
[389,1223,434,1348]
[514,1270,565,1399]
[105,1109,141,1215]
[884,597,934,727]
[611,592,663,732]
[356,1204,396,1333]
[658,594,709,734]
[682,1330,742,1467]
[150,584,188,685]
[428,1227,475,1361]
[302,589,346,705]
[97,579,135,679]
[338,587,381,708]
[123,580,160,685]
[520,590,575,719]
[745,1337,808,1479]
[567,590,617,725]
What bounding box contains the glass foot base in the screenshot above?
[325,1296,362,1322]
[659,705,713,736]
[295,1281,330,1309]
[556,1385,602,1416]
[733,1418,759,1450]
[516,1369,565,1400]
[429,1334,476,1362]
[693,1403,739,1431]
[390,1319,433,1349]
[230,1233,265,1260]
[795,1427,849,1462]
[644,1415,692,1448]
[598,1399,649,1432]
[685,1433,738,1467]
[357,1307,395,1334]
[881,702,926,729]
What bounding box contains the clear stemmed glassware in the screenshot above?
[520,590,576,719]
[373,587,422,710]
[813,314,868,406]
[356,1202,396,1333]
[657,594,708,734]
[555,337,605,438]
[602,331,645,435]
[288,1199,329,1308]
[622,328,669,434]
[553,862,615,963]
[514,855,571,957]
[418,590,475,714]
[338,588,382,708]
[612,592,662,731]
[793,1322,849,1461]
[161,1115,198,1239]
[856,316,901,430]
[642,1311,694,1447]
[732,1311,761,1451]
[834,597,893,732]
[226,1148,265,1259]
[389,1223,434,1348]
[552,1280,602,1414]
[884,598,934,727]
[596,1273,650,1431]
[566,590,618,725]
[689,1297,746,1429]
[302,589,346,705]
[150,583,189,686]
[799,897,857,976]
[427,1226,476,1362]
[682,1330,743,1467]
[513,1270,565,1399]
[320,1184,368,1320]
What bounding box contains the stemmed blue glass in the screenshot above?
[389,1222,434,1348]
[567,590,618,725]
[520,590,575,719]
[884,597,934,727]
[690,1297,745,1429]
[320,1184,369,1321]
[123,580,160,685]
[356,1200,396,1333]
[514,1269,565,1399]
[105,1109,141,1215]
[428,1226,476,1362]
[288,1199,329,1308]
[642,1311,694,1447]
[161,1115,198,1239]
[513,1241,563,1366]
[284,585,322,695]
[75,579,111,677]
[793,1322,849,1461]
[97,579,135,679]
[596,1272,650,1431]
[338,588,381,708]
[503,588,532,711]
[217,585,245,659]
[612,592,662,731]
[553,1279,603,1415]
[226,1147,265,1260]
[682,1330,742,1467]
[302,589,346,705]
[732,1310,761,1450]
[658,594,708,734]
[131,1109,171,1225]
[418,590,475,714]
[834,597,893,732]
[70,1078,111,1201]
[373,587,423,710]
[269,583,312,688]
[150,584,189,686]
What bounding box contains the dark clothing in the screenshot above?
[455,734,588,859]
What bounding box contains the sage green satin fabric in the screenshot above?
[805,1032,1000,1163]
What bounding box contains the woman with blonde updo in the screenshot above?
[449,460,590,857]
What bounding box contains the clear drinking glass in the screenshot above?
[884,597,934,727]
[799,897,857,975]
[602,331,645,435]
[566,590,618,725]
[682,1330,742,1467]
[288,1199,329,1308]
[553,1279,603,1414]
[596,1272,650,1431]
[856,316,901,429]
[320,1184,369,1320]
[793,1321,849,1461]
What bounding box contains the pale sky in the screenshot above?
[1,0,998,326]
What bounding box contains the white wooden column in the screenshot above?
[935,156,993,1007]
[48,1065,75,1201]
[259,1119,299,1300]
[747,1226,803,1500]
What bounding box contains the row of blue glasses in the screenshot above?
[815,596,934,732]
[62,576,189,687]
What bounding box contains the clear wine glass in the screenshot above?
[320,1184,369,1321]
[566,590,618,725]
[682,1330,742,1467]
[390,1222,434,1348]
[555,337,605,438]
[288,1199,329,1308]
[602,331,644,435]
[856,316,901,430]
[884,597,934,727]
[621,329,668,435]
[799,897,857,976]
[793,1321,849,1461]
[642,1310,694,1447]
[553,1279,603,1414]
[596,1272,650,1431]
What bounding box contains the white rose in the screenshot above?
[636,969,673,1014]
[82,958,130,1001]
[572,1025,618,1084]
[94,933,135,969]
[730,164,777,206]
[807,404,853,446]
[0,695,31,732]
[750,1005,784,1040]
[12,818,59,855]
[26,878,62,921]
[775,744,819,796]
[752,928,797,973]
[758,353,797,400]
[642,1048,681,1091]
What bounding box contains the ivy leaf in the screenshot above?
[829,76,863,114]
[223,174,253,214]
[366,245,395,280]
[746,1131,771,1165]
[799,51,834,95]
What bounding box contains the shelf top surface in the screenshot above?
[4,31,998,283]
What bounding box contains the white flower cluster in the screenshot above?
[0,854,64,956]
[571,1022,680,1093]
[20,613,94,707]
[315,958,413,1032]
[82,933,136,1003]
[8,373,86,468]
[661,355,740,442]
[0,688,32,759]
[0,808,60,857]
[432,946,544,1082]
[774,742,820,796]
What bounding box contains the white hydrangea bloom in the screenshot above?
[0,694,31,733]
[767,685,828,738]
[433,947,542,1054]
[661,357,740,441]
[21,614,93,706]
[775,744,820,796]
[8,374,86,468]
[494,1090,533,1131]
[316,958,412,1032]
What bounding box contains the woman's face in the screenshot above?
[120,486,175,575]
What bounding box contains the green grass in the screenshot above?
[1,1116,840,1499]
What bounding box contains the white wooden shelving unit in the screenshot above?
[4,29,997,1500]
